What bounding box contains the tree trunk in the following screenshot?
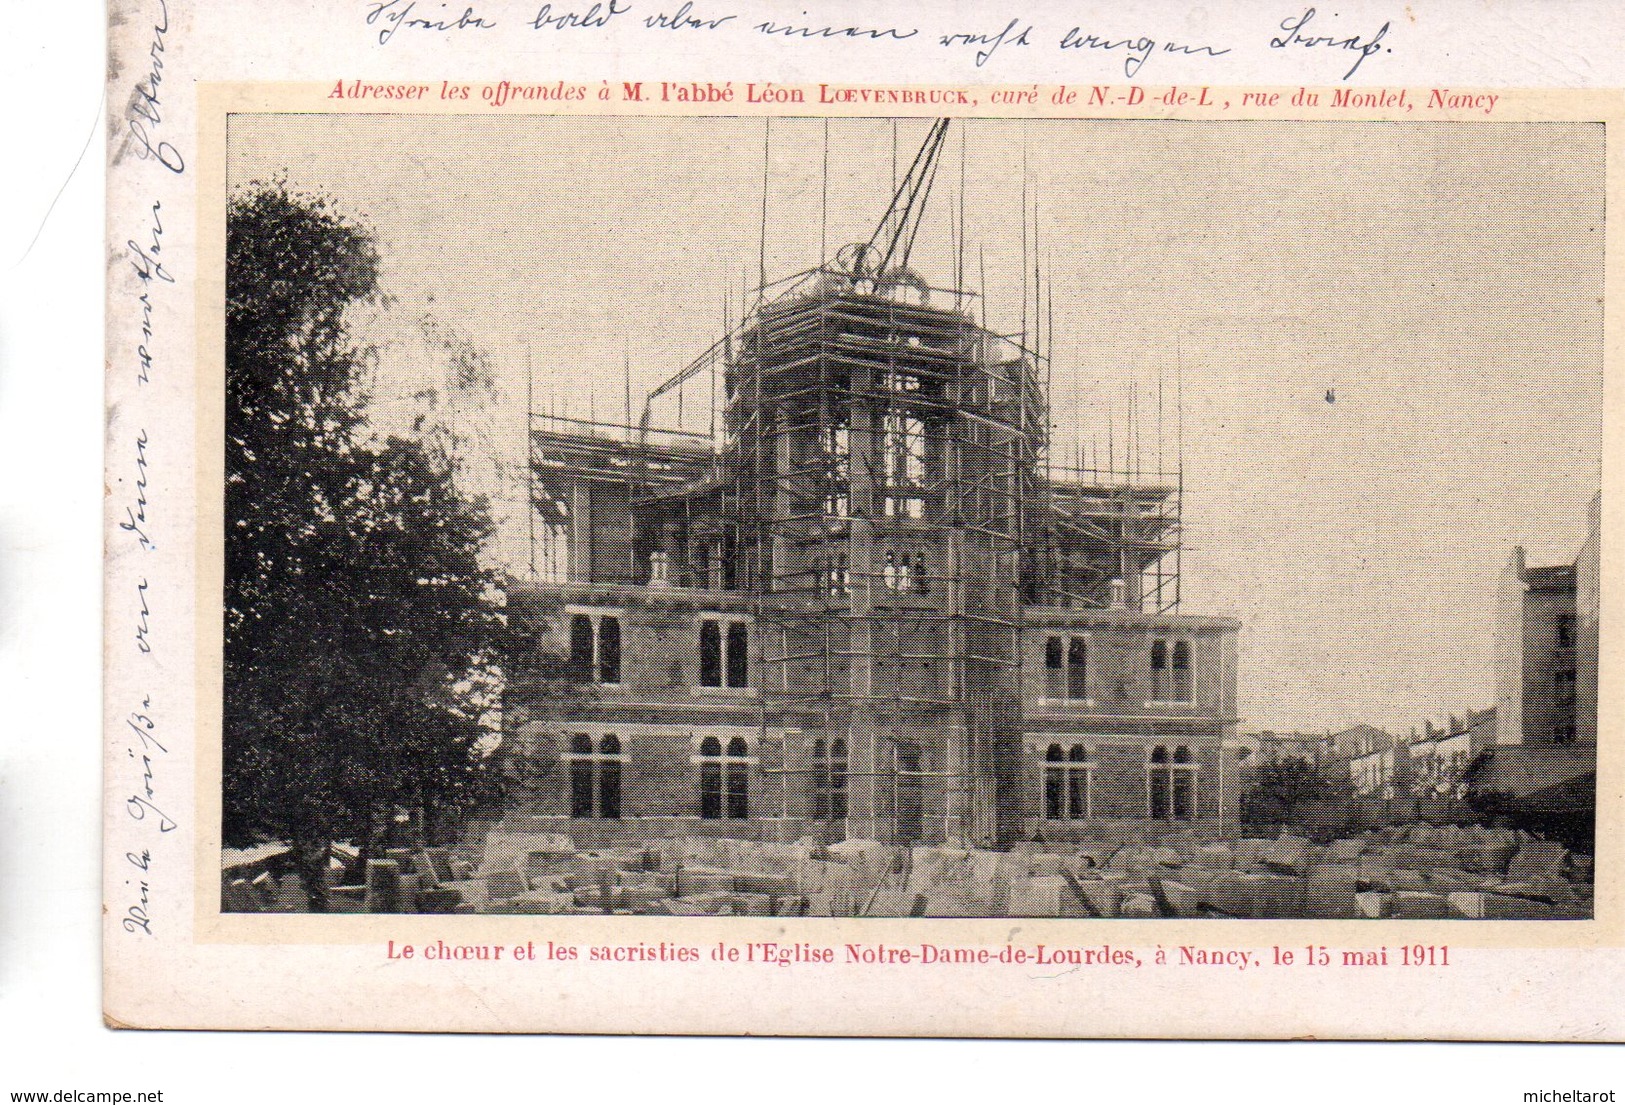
[292,833,331,913]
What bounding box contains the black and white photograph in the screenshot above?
[217,113,1601,924]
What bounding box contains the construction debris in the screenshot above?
[216,821,1592,920]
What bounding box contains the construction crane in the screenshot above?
[638,119,954,442]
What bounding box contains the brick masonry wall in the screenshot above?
[505,584,1242,840]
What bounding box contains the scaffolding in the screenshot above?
[522,120,1184,844]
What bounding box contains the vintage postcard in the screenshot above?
[106,0,1624,1037]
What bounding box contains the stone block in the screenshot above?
[1076,878,1124,918]
[364,859,401,913]
[1354,891,1391,918]
[920,894,986,918]
[1168,866,1225,889]
[1231,839,1272,869]
[557,854,623,887]
[734,873,797,896]
[441,878,487,911]
[1324,838,1367,863]
[1203,871,1305,918]
[794,859,840,894]
[1437,824,1473,850]
[649,897,710,916]
[1194,843,1235,869]
[1108,846,1158,872]
[676,867,735,897]
[1390,891,1450,919]
[1263,835,1315,875]
[863,889,928,917]
[1447,892,1555,920]
[1027,853,1065,877]
[1119,893,1159,918]
[1304,864,1361,919]
[487,890,573,915]
[418,848,455,886]
[1508,842,1570,881]
[1074,842,1119,870]
[1156,880,1202,917]
[906,847,972,895]
[1381,869,1430,893]
[481,830,576,874]
[616,883,672,912]
[1456,841,1518,876]
[1008,876,1068,918]
[828,838,895,871]
[672,836,720,866]
[1251,872,1307,917]
[484,871,525,901]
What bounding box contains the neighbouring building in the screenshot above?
[1234,730,1332,771]
[1343,728,1403,798]
[499,125,1242,848]
[1476,494,1600,817]
[1321,723,1395,792]
[1496,553,1580,746]
[1575,492,1601,746]
[1408,709,1497,798]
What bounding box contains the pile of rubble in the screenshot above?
[444,822,1592,919]
[221,823,1591,919]
[222,845,478,914]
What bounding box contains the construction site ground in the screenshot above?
[223,822,1593,921]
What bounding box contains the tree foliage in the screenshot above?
[1240,756,1352,827]
[223,181,501,907]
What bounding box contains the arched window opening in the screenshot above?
[566,733,624,819]
[811,737,848,821]
[1148,745,1171,820]
[1043,742,1091,820]
[725,738,749,819]
[1149,744,1199,821]
[1172,640,1192,701]
[699,617,751,689]
[569,611,622,685]
[699,736,722,820]
[699,737,750,820]
[1150,639,1169,700]
[1067,638,1088,700]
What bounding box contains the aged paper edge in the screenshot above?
[105,78,1625,1039]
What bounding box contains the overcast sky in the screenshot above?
[228,114,1603,736]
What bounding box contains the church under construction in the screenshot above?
[501,120,1241,848]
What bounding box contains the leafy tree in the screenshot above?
[1241,756,1352,828]
[222,181,501,909]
